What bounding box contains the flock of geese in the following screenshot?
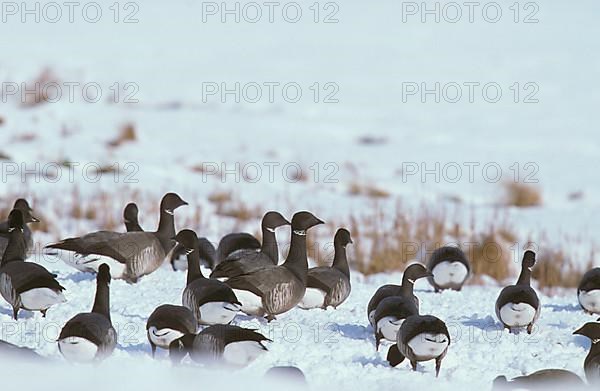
[0,193,599,389]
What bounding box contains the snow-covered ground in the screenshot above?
[1,0,599,389]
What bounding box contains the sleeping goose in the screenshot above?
[0,198,39,257]
[58,264,116,363]
[578,267,600,315]
[573,321,600,385]
[495,250,540,334]
[0,209,66,320]
[169,324,270,367]
[367,263,431,326]
[175,229,242,325]
[224,211,324,321]
[427,246,470,292]
[45,192,187,283]
[210,211,290,279]
[298,228,352,310]
[146,304,197,357]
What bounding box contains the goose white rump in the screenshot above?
[499,302,537,327]
[58,337,99,363]
[298,288,326,309]
[578,290,600,314]
[407,333,449,359]
[432,262,469,287]
[148,327,185,349]
[222,341,267,367]
[46,249,127,279]
[20,288,66,310]
[232,289,264,316]
[377,316,404,342]
[198,302,240,325]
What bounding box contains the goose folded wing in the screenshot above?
[148,306,196,333]
[225,267,292,297]
[217,233,261,263]
[5,263,65,293]
[220,326,271,346]
[496,285,540,308]
[188,280,239,306]
[59,313,114,347]
[306,267,342,295]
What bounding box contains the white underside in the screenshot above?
[232,289,264,316]
[199,302,240,325]
[51,249,127,279]
[20,288,66,311]
[376,316,404,342]
[148,326,185,349]
[172,256,187,271]
[298,287,326,309]
[499,302,537,327]
[58,337,99,363]
[407,333,449,359]
[432,262,469,287]
[222,341,266,367]
[578,290,600,314]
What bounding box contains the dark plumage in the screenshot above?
[373,295,418,349]
[210,211,290,279]
[573,321,600,385]
[175,230,241,326]
[225,211,324,321]
[387,315,450,377]
[0,209,65,319]
[169,324,270,367]
[495,250,540,334]
[427,246,470,292]
[146,304,197,357]
[367,263,431,326]
[123,202,143,232]
[58,264,116,363]
[45,193,187,283]
[170,237,217,271]
[578,267,600,315]
[492,370,585,390]
[0,199,39,258]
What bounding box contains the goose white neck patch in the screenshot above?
[164,209,174,215]
[293,230,306,236]
[265,227,275,233]
[185,248,195,255]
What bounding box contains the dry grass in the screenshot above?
[348,182,390,198]
[504,182,542,207]
[107,124,137,148]
[21,69,59,107]
[215,199,261,222]
[0,116,4,126]
[208,191,232,205]
[0,151,10,160]
[533,248,593,289]
[12,133,37,143]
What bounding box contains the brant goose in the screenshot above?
[373,295,418,349]
[578,267,600,315]
[170,237,217,271]
[210,211,290,280]
[0,199,39,257]
[298,228,353,309]
[495,250,540,334]
[0,209,66,319]
[492,369,584,389]
[367,263,431,326]
[46,192,187,283]
[175,230,241,325]
[146,304,197,357]
[169,324,270,367]
[123,202,143,232]
[224,211,324,321]
[387,314,450,377]
[58,264,116,363]
[573,321,600,385]
[427,246,470,292]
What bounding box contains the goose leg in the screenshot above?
[265,314,277,322]
[41,309,47,317]
[12,306,19,320]
[527,324,534,334]
[410,360,418,371]
[435,357,443,377]
[150,343,157,358]
[375,331,383,351]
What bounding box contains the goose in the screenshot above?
[210,211,290,279]
[573,321,600,385]
[0,209,66,319]
[45,192,188,283]
[264,366,307,385]
[123,202,143,232]
[169,324,270,367]
[495,250,540,334]
[170,237,217,271]
[298,228,352,310]
[224,211,324,321]
[146,304,197,357]
[175,229,242,325]
[373,295,418,349]
[578,267,600,315]
[387,314,450,377]
[427,246,470,292]
[0,198,39,257]
[492,370,585,390]
[58,264,116,363]
[367,263,431,326]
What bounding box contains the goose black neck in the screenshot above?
[0,229,27,266]
[516,264,532,286]
[156,209,176,251]
[91,280,111,320]
[589,341,600,357]
[401,273,415,297]
[283,231,308,284]
[260,225,279,265]
[186,245,204,284]
[332,242,349,277]
[125,220,143,232]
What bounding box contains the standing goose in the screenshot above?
[495,250,540,334]
[373,296,418,349]
[225,211,324,321]
[578,267,600,315]
[210,211,290,279]
[123,202,143,232]
[175,230,242,325]
[146,304,197,357]
[45,192,188,283]
[0,198,39,257]
[387,315,450,377]
[0,210,66,320]
[427,246,470,292]
[298,228,353,310]
[492,370,585,390]
[58,264,116,363]
[169,324,270,367]
[573,321,600,385]
[367,263,431,326]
